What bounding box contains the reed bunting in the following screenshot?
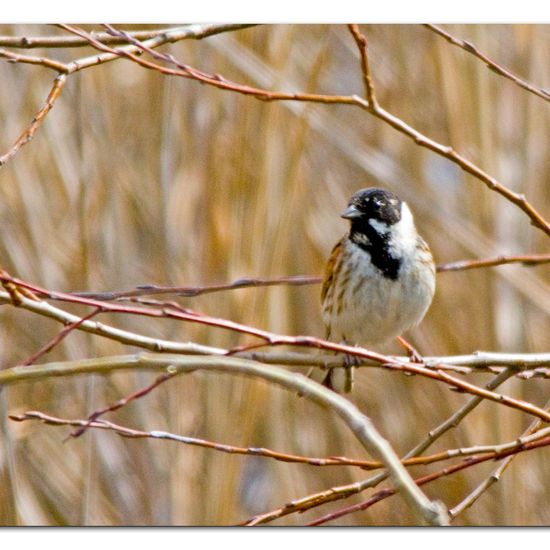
[317,187,436,393]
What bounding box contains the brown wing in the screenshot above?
[321,236,345,304]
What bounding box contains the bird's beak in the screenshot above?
[341,204,361,220]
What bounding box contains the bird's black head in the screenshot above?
[342,188,406,280]
[341,188,402,227]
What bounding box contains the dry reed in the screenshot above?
[0,23,549,526]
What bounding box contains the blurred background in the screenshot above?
[0,23,549,526]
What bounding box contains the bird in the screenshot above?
[317,187,436,393]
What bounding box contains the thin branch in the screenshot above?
[403,369,517,460]
[3,352,545,426]
[11,355,550,523]
[47,365,544,524]
[312,400,550,526]
[436,252,550,272]
[17,408,550,472]
[449,458,510,520]
[429,367,550,422]
[8,411,386,470]
[0,48,68,71]
[65,253,550,302]
[405,425,550,466]
[2,297,549,424]
[19,307,102,366]
[0,73,67,167]
[424,24,550,102]
[60,25,256,75]
[300,371,526,524]
[0,274,300,346]
[69,371,177,439]
[312,370,520,525]
[0,268,40,303]
[2,352,546,526]
[0,25,257,49]
[347,24,377,108]
[243,479,374,526]
[240,350,550,378]
[4,280,550,384]
[71,275,323,301]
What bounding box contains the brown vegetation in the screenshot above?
[0,23,549,526]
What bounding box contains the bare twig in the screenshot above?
[10,354,550,524]
[1,23,548,527]
[290,372,526,524]
[16,408,550,472]
[69,371,177,439]
[72,275,323,301]
[8,411,385,469]
[19,308,102,366]
[65,252,550,302]
[436,252,550,272]
[309,390,549,526]
[69,254,550,302]
[240,350,550,378]
[3,349,547,426]
[2,352,547,526]
[0,48,68,71]
[0,273,307,345]
[0,25,257,49]
[406,425,550,466]
[0,268,41,304]
[424,24,550,102]
[427,367,550,422]
[0,73,67,167]
[348,24,377,108]
[403,369,517,459]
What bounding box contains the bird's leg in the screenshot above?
[396,336,424,363]
[341,354,356,393]
[340,338,357,393]
[317,339,357,393]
